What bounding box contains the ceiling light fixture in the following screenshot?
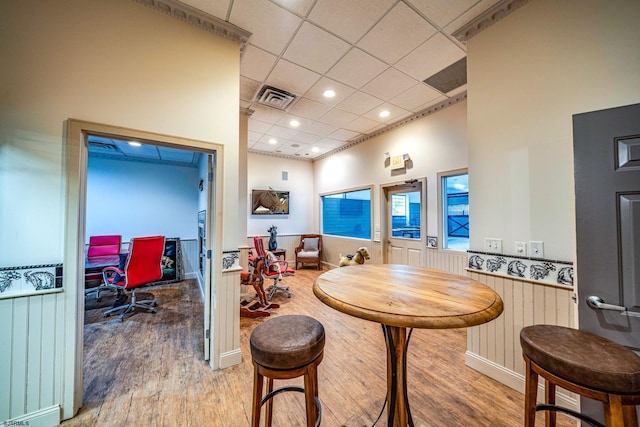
[323,89,336,98]
[268,138,277,144]
[312,147,320,153]
[379,110,390,118]
[289,119,300,127]
[128,141,141,147]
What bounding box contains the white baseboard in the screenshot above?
[219,348,242,369]
[464,351,578,411]
[6,405,60,427]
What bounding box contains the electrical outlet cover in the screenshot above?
[529,241,544,258]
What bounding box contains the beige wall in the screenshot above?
[314,100,468,239]
[467,0,640,261]
[0,0,240,422]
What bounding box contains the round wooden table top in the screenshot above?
[314,264,503,329]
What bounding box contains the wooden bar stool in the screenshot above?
[520,325,640,427]
[250,315,325,427]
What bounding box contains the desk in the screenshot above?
[84,254,122,288]
[313,264,503,426]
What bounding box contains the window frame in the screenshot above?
[437,168,469,251]
[320,185,373,240]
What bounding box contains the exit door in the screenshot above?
[383,180,425,266]
[573,102,640,423]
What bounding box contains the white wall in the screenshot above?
[86,158,199,242]
[247,152,315,236]
[314,101,468,238]
[0,0,241,422]
[467,0,640,261]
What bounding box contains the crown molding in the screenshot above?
[452,0,532,43]
[131,0,251,53]
[247,149,313,162]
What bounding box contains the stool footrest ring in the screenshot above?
[536,404,604,427]
[261,385,322,427]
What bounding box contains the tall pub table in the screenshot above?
[313,264,504,427]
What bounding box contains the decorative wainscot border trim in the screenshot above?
[467,251,573,288]
[222,250,240,271]
[0,263,63,299]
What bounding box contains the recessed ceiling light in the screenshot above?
[311,147,320,153]
[128,141,141,147]
[323,89,336,98]
[268,138,277,145]
[379,110,390,118]
[289,119,300,127]
[291,144,300,148]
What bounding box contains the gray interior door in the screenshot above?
[573,102,640,423]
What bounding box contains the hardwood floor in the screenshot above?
[63,268,575,426]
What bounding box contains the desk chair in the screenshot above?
[102,235,165,321]
[85,234,121,300]
[250,236,294,300]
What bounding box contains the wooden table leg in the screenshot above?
[384,325,412,427]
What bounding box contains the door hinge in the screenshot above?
[205,329,210,339]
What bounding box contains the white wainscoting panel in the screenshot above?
[0,293,64,424]
[425,249,468,274]
[218,267,242,369]
[466,270,577,409]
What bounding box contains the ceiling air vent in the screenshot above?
[424,57,467,94]
[255,85,297,110]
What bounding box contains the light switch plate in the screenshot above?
[515,241,527,256]
[485,238,502,253]
[529,241,544,258]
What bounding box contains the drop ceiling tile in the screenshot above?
[283,22,351,74]
[328,129,360,141]
[250,105,286,123]
[266,125,299,139]
[345,116,382,133]
[363,103,409,123]
[290,131,322,144]
[158,146,195,162]
[389,83,442,112]
[275,114,314,129]
[318,108,359,128]
[305,121,338,137]
[257,134,287,146]
[271,0,315,16]
[316,137,347,148]
[180,0,230,18]
[357,2,437,64]
[407,0,479,28]
[288,97,332,120]
[326,48,388,89]
[308,0,394,43]
[413,95,448,112]
[266,60,321,96]
[395,33,466,81]
[361,68,416,100]
[229,0,301,55]
[336,91,384,116]
[305,77,355,105]
[240,45,278,82]
[240,76,261,102]
[248,119,273,133]
[248,131,263,143]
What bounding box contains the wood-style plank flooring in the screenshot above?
[63,268,575,426]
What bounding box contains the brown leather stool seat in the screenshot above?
[520,325,640,427]
[250,315,325,427]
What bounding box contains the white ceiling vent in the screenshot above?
[255,85,297,110]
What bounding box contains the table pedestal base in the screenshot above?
[383,325,415,427]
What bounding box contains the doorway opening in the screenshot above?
[65,119,222,416]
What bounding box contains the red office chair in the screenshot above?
[85,234,122,300]
[250,236,294,300]
[101,236,165,321]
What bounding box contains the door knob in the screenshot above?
[586,296,640,318]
